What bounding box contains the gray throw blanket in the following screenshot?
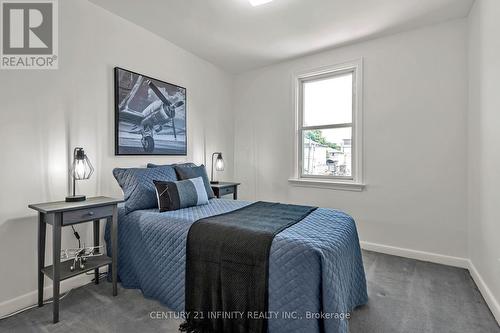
[180,201,317,333]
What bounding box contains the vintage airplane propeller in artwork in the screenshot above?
[118,80,185,153]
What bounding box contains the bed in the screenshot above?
[105,198,368,333]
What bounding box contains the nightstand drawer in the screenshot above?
[210,182,240,200]
[218,187,234,196]
[63,206,113,225]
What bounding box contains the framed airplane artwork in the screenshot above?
[114,67,187,155]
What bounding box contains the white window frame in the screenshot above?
[289,59,364,191]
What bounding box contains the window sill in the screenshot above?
[288,178,365,192]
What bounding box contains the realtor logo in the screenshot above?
[1,0,58,69]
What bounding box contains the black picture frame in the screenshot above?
[114,67,187,156]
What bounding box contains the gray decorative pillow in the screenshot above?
[174,164,215,199]
[153,177,209,212]
[113,166,177,213]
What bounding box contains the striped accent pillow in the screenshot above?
[153,177,209,212]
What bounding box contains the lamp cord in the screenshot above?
[0,290,72,321]
[71,226,81,248]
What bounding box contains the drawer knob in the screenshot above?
[88,211,95,216]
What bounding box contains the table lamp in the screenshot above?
[66,147,94,202]
[210,152,224,184]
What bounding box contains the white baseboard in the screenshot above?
[0,274,93,318]
[467,260,500,326]
[360,241,499,326]
[360,241,469,268]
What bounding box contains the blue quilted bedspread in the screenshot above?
[105,199,368,333]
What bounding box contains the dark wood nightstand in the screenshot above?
[28,196,123,323]
[210,182,240,200]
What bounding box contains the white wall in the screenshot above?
[0,0,234,314]
[2,0,498,323]
[233,20,469,259]
[468,0,500,322]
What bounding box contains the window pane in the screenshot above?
[303,73,353,126]
[302,128,352,177]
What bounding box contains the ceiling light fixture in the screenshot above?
[249,0,273,7]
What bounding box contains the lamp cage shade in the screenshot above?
[70,148,94,180]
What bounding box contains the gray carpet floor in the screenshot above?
[1,250,498,333]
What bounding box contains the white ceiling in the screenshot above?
[90,0,475,73]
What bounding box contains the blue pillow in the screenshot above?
[113,165,177,213]
[174,164,215,199]
[153,177,209,212]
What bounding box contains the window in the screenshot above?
[291,60,363,190]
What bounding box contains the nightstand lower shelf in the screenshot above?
[41,256,112,281]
